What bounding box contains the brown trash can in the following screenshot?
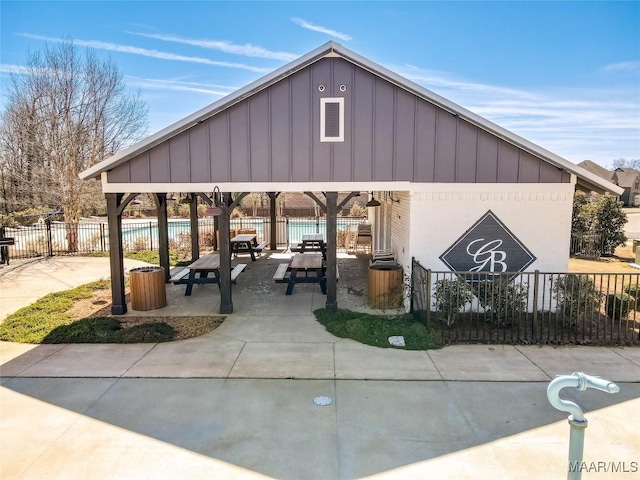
[368,264,403,309]
[129,266,167,311]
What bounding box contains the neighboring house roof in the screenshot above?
[612,170,640,189]
[79,42,623,196]
[576,160,613,181]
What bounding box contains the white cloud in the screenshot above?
[127,76,236,96]
[0,64,31,75]
[602,61,640,73]
[18,33,270,73]
[127,32,298,62]
[291,18,352,41]
[395,64,640,166]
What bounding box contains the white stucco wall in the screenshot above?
[407,183,575,273]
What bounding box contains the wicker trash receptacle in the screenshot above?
[129,267,167,311]
[368,264,403,309]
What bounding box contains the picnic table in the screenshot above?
[273,253,326,295]
[291,234,327,259]
[230,234,267,261]
[171,252,246,296]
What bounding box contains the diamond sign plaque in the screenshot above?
[439,211,536,279]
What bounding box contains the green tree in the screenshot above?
[571,191,591,236]
[592,193,627,256]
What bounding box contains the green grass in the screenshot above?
[85,250,190,266]
[314,308,443,350]
[0,279,176,344]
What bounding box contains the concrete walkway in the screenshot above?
[1,256,639,478]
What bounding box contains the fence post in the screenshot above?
[532,270,540,342]
[149,222,154,251]
[46,218,53,257]
[315,216,320,234]
[285,216,290,246]
[426,269,432,328]
[100,223,106,252]
[410,257,415,313]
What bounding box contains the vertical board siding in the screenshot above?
[434,110,457,182]
[476,130,499,182]
[109,162,130,183]
[373,79,394,181]
[311,60,332,182]
[415,101,437,182]
[394,90,416,180]
[229,103,250,181]
[353,67,374,181]
[332,57,353,181]
[456,121,478,183]
[290,68,312,181]
[249,90,270,182]
[209,113,231,182]
[540,160,565,182]
[497,140,520,182]
[518,149,542,182]
[189,122,210,182]
[149,144,170,183]
[169,134,190,183]
[270,79,291,182]
[107,56,571,186]
[129,151,150,183]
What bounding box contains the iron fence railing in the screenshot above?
[411,257,640,346]
[570,233,604,258]
[2,216,367,260]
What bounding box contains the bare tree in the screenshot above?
[612,158,640,170]
[0,40,147,249]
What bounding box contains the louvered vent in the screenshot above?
[320,97,344,142]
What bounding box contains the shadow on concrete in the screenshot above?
[2,377,639,479]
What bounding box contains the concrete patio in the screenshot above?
[1,255,639,478]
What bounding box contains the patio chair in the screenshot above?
[356,222,372,253]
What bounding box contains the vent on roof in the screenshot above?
[320,97,344,142]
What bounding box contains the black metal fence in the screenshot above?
[411,258,640,346]
[2,216,367,260]
[570,233,604,258]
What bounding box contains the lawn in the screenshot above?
[314,308,443,350]
[0,279,223,344]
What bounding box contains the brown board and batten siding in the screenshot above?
[107,57,569,185]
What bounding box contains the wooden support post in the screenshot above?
[153,193,171,283]
[268,192,278,250]
[218,203,233,314]
[106,193,127,315]
[326,191,338,310]
[189,196,199,261]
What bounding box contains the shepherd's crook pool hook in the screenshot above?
[547,372,620,480]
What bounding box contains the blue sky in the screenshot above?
[2,1,638,168]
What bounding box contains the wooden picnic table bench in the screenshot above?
[171,253,246,296]
[273,253,327,295]
[230,234,267,261]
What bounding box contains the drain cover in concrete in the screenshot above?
[313,396,332,406]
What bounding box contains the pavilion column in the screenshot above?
[154,193,171,283]
[189,196,200,261]
[325,191,338,310]
[218,201,233,314]
[268,192,278,250]
[106,193,127,315]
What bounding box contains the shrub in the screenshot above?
[552,274,602,326]
[623,283,640,310]
[605,294,632,320]
[474,278,528,327]
[433,278,473,327]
